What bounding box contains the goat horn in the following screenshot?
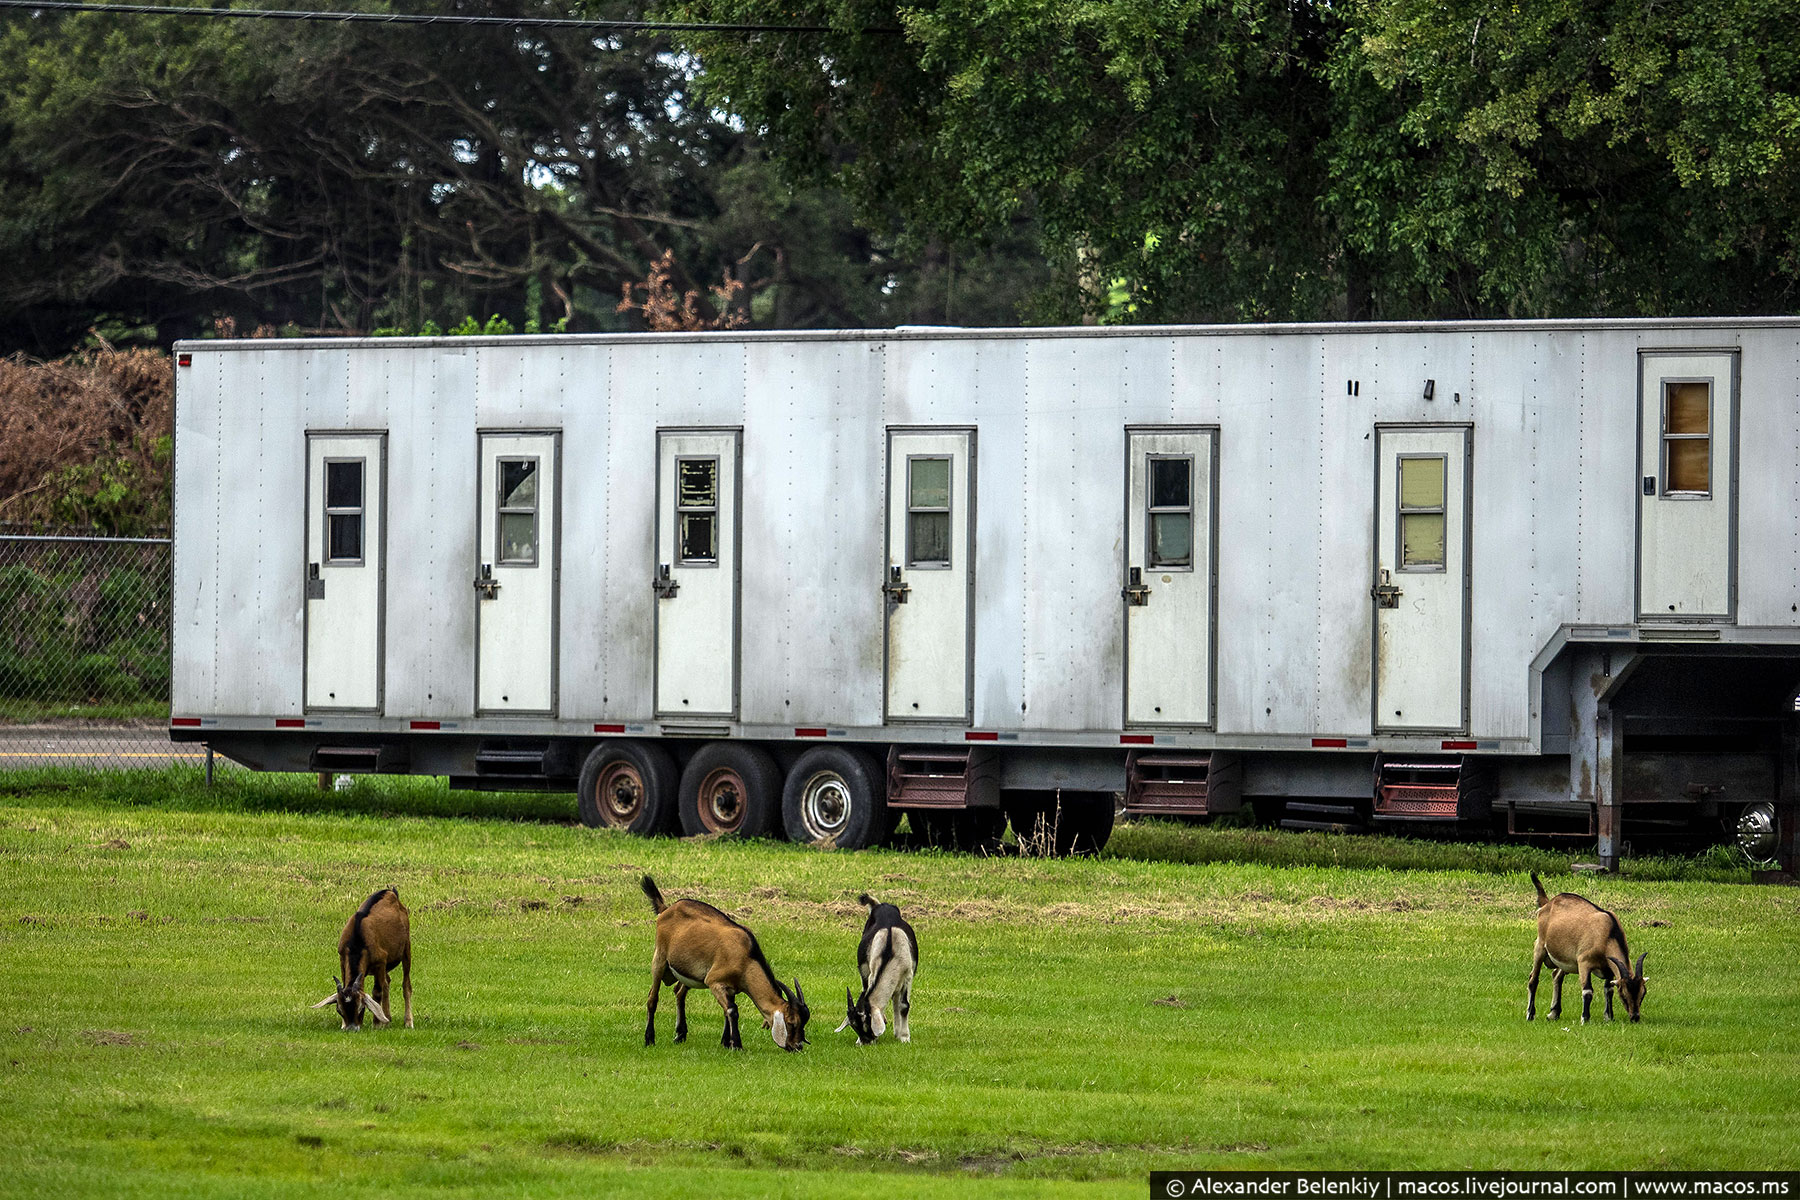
[1634,951,1647,979]
[793,978,805,1007]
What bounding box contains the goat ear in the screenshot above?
[360,992,387,1023]
[771,1011,787,1046]
[310,995,340,1009]
[870,1007,886,1038]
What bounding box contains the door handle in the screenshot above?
[306,562,325,600]
[474,563,501,599]
[1371,568,1401,609]
[1122,566,1150,607]
[881,565,910,605]
[652,564,680,599]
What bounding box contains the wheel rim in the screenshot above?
[799,770,852,840]
[697,766,748,834]
[1737,801,1777,863]
[594,761,645,826]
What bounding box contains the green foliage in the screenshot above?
[0,783,1796,1195]
[0,555,169,707]
[671,0,1800,320]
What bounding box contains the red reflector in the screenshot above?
[171,717,202,727]
[177,353,192,367]
[275,719,304,728]
[1442,740,1478,751]
[1120,734,1154,745]
[1313,737,1348,748]
[410,720,440,731]
[794,727,828,738]
[965,731,998,741]
[594,723,626,734]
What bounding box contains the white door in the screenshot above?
[305,433,384,711]
[654,429,740,717]
[1124,428,1216,726]
[885,429,973,723]
[476,432,558,714]
[1638,352,1736,620]
[1373,426,1469,732]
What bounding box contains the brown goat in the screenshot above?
[1527,872,1647,1024]
[641,875,810,1051]
[311,888,412,1031]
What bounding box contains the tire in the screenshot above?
[1054,791,1116,856]
[576,741,679,834]
[679,742,783,838]
[1736,801,1779,865]
[782,746,890,850]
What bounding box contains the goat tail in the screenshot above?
[640,874,666,915]
[857,892,877,912]
[1530,871,1547,907]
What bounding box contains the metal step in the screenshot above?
[886,745,1000,810]
[1279,798,1368,834]
[1122,750,1241,817]
[309,743,409,774]
[472,741,580,779]
[1372,754,1493,822]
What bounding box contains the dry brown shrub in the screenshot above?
[616,249,749,332]
[0,344,172,532]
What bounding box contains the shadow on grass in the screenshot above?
[0,764,575,824]
[1106,816,1753,883]
[0,766,1756,882]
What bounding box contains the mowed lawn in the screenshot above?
[2,773,1798,1197]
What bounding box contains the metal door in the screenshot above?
[305,433,384,711]
[1372,426,1469,732]
[1638,351,1737,620]
[654,429,740,717]
[884,429,974,723]
[1123,428,1216,726]
[475,431,558,714]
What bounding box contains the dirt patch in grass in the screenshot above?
[81,1030,140,1046]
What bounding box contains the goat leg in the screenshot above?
[1549,968,1565,1021]
[401,952,413,1030]
[896,982,911,1044]
[1604,976,1616,1021]
[1526,943,1545,1021]
[709,984,739,1049]
[674,984,689,1043]
[373,964,392,1028]
[645,949,668,1047]
[1580,966,1594,1024]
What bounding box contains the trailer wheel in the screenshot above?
[577,741,679,835]
[781,747,890,849]
[679,743,783,838]
[1054,791,1116,856]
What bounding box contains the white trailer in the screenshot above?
[169,319,1800,867]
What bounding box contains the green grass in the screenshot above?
[2,770,1797,1196]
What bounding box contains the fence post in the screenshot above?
[205,746,214,786]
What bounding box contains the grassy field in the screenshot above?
[2,770,1797,1197]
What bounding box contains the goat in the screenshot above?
[837,892,918,1045]
[1526,872,1647,1024]
[640,875,809,1051]
[310,888,412,1031]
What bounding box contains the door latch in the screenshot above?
[1122,566,1150,607]
[881,565,910,605]
[1371,568,1401,609]
[652,563,680,599]
[306,562,325,600]
[473,563,501,600]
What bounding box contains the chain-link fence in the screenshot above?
[0,531,197,770]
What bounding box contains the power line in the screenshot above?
[0,0,896,33]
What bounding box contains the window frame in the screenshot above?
[1144,453,1196,572]
[494,455,541,567]
[1659,377,1714,499]
[673,454,722,568]
[904,454,954,569]
[322,457,366,567]
[1395,453,1448,574]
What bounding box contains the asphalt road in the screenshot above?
[0,726,206,769]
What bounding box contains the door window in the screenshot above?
[1661,380,1712,495]
[676,457,720,564]
[1397,455,1446,570]
[324,459,365,564]
[1147,456,1193,568]
[496,458,539,564]
[907,456,952,566]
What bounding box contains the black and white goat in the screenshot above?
[837,893,917,1045]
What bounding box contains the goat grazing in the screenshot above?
[1526,872,1647,1024]
[836,892,917,1045]
[310,888,412,1031]
[640,875,810,1051]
